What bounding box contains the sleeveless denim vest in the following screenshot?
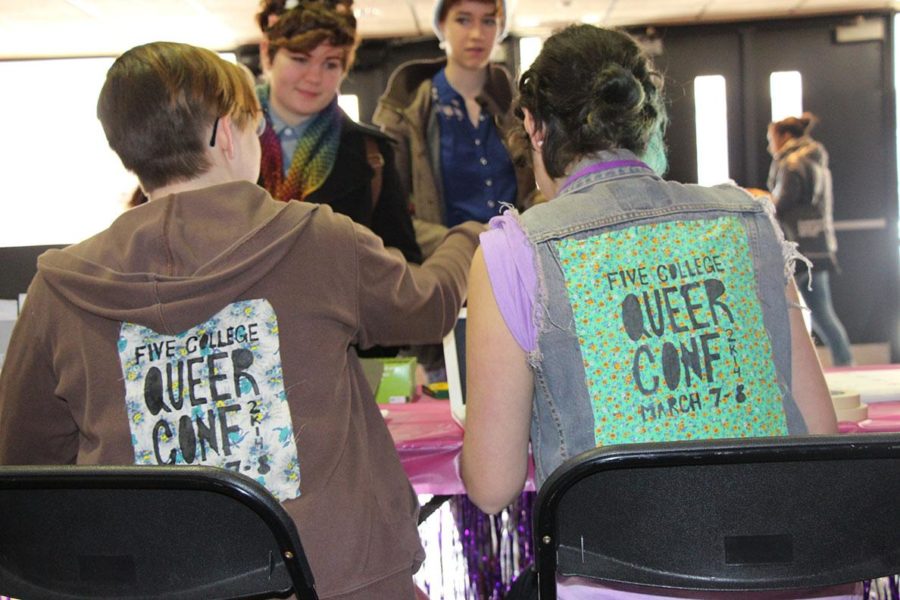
[520,151,808,487]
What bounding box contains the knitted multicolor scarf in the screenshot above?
[257,84,342,202]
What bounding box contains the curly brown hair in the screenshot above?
[514,24,668,178]
[257,0,358,70]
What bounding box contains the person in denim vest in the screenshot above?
[461,24,851,600]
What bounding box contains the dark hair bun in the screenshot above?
[592,64,645,119]
[514,24,667,178]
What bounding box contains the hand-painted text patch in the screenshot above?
[118,299,300,500]
[556,217,788,446]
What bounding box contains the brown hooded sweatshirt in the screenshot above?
[0,180,481,597]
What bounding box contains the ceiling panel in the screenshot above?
[356,1,427,38]
[0,0,894,59]
[607,2,710,20]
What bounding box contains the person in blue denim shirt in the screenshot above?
[374,0,537,259]
[461,24,851,600]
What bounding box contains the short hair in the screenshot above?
[97,42,260,193]
[771,112,818,139]
[257,0,358,70]
[515,24,668,178]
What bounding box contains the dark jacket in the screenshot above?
[767,135,837,268]
[260,111,423,264]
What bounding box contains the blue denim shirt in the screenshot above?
[521,150,807,486]
[432,69,518,226]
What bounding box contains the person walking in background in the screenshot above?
[255,0,422,264]
[461,24,852,598]
[768,113,854,366]
[374,0,536,259]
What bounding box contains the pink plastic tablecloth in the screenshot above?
[392,368,900,493]
[839,401,900,433]
[828,365,900,433]
[387,396,536,495]
[385,397,467,495]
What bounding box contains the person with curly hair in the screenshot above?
[461,24,854,599]
[256,0,422,264]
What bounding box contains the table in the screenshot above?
[827,365,900,434]
[389,366,900,495]
[391,366,900,599]
[385,398,468,495]
[386,397,534,598]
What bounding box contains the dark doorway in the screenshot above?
[636,12,899,359]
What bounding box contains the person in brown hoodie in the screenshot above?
[0,41,481,599]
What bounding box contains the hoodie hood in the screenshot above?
[37,181,316,335]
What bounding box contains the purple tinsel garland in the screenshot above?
[866,576,900,599]
[421,495,899,599]
[450,492,535,599]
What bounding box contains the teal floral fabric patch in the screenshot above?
[555,217,788,446]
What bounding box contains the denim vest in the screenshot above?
[521,151,807,487]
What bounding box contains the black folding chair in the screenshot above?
[533,434,900,599]
[0,465,318,599]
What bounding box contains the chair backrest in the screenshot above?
[533,434,900,599]
[0,465,318,600]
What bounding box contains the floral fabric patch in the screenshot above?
[555,217,788,446]
[118,299,301,501]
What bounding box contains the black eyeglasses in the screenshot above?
[209,117,220,147]
[209,114,266,148]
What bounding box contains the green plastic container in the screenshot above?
[362,357,416,404]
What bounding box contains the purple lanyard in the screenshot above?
[558,159,649,195]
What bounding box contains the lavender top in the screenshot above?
[480,211,538,353]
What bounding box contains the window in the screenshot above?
[895,14,900,242]
[338,94,360,122]
[0,57,134,247]
[0,53,236,248]
[694,75,730,186]
[518,36,543,76]
[769,71,803,122]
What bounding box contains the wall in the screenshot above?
[239,36,518,125]
[641,13,899,358]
